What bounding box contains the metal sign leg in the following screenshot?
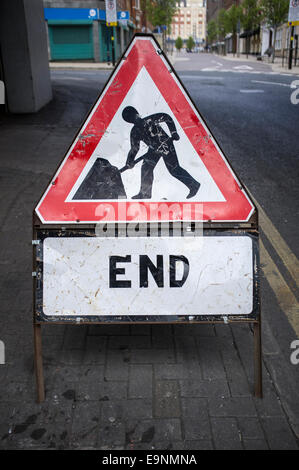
[253,321,263,398]
[33,324,45,403]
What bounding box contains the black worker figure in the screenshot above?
[122,106,201,199]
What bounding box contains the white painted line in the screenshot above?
[180,75,223,80]
[240,89,264,93]
[53,76,85,81]
[252,80,291,87]
[234,65,253,70]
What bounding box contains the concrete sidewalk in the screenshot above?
[216,52,299,76]
[0,76,298,450]
[50,61,114,71]
[48,52,177,71]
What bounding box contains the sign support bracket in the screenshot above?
[33,323,45,403]
[32,319,263,403]
[254,320,263,398]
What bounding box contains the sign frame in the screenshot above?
[35,34,256,225]
[32,34,262,403]
[34,228,260,324]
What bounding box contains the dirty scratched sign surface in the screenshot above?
[35,234,258,321]
[35,34,255,224]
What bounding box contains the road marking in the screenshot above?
[53,76,85,81]
[245,188,299,333]
[252,80,291,87]
[247,189,299,289]
[234,65,253,70]
[201,67,223,71]
[180,75,223,80]
[198,69,299,77]
[258,208,299,289]
[240,89,264,93]
[174,57,190,62]
[260,240,299,336]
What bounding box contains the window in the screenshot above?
[275,28,282,50]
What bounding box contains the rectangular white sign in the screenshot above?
[42,236,253,317]
[289,0,299,22]
[105,0,117,25]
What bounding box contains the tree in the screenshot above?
[175,36,183,51]
[217,8,228,40]
[216,8,229,54]
[207,19,218,45]
[146,0,177,30]
[240,0,261,56]
[186,36,195,51]
[146,0,177,51]
[260,0,289,63]
[225,4,242,54]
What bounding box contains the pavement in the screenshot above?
[0,52,299,450]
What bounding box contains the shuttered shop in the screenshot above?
[48,20,94,60]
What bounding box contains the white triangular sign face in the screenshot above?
[35,35,255,223]
[67,67,225,204]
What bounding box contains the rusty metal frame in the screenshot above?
[32,222,262,402]
[32,33,262,402]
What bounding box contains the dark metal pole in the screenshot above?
[288,25,295,70]
[111,32,115,67]
[34,324,45,403]
[254,321,263,398]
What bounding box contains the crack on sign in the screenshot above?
[78,133,98,140]
[110,79,123,94]
[78,133,99,147]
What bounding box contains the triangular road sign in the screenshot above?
[35,34,255,224]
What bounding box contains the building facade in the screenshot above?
[261,23,299,63]
[43,0,143,62]
[170,0,206,44]
[206,0,238,24]
[206,0,298,64]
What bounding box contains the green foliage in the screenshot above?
[217,8,228,38]
[240,0,261,31]
[146,0,177,28]
[207,19,218,43]
[260,0,289,28]
[175,36,183,51]
[225,4,242,35]
[186,36,195,50]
